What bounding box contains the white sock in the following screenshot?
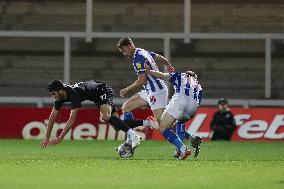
[127,129,135,138]
[143,120,149,126]
[180,145,187,153]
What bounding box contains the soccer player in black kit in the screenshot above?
[40,80,158,149]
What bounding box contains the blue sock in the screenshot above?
[162,128,183,149]
[123,112,134,120]
[176,121,194,142]
[176,122,186,141]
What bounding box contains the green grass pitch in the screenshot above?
[0,140,283,189]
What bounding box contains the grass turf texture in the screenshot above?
[0,140,283,189]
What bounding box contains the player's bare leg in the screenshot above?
[100,104,112,121]
[120,95,158,129]
[175,113,202,158]
[100,104,141,148]
[158,111,176,132]
[159,111,191,160]
[151,108,165,124]
[121,94,148,113]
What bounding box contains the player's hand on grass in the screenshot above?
[49,137,62,146]
[40,137,50,148]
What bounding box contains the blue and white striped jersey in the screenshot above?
[169,72,203,105]
[132,48,167,94]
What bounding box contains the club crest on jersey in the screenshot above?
[136,63,142,69]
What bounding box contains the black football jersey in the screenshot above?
[54,80,109,110]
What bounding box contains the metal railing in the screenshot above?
[0,97,283,108]
[0,0,283,106]
[0,31,282,99]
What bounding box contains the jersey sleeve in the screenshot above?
[197,85,203,105]
[70,93,81,109]
[169,72,179,83]
[65,87,82,109]
[149,51,157,58]
[133,55,147,75]
[54,100,64,111]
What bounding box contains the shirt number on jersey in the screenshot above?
[100,94,107,100]
[150,96,156,104]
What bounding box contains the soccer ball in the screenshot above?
[116,142,134,158]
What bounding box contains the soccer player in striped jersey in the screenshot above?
[146,67,203,160]
[117,37,174,124]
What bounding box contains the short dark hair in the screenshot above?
[47,79,65,92]
[218,98,228,105]
[186,71,198,80]
[117,37,133,48]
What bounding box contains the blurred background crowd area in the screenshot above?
[0,0,283,100]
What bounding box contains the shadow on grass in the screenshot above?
[277,180,284,184]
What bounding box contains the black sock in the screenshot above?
[123,120,143,129]
[109,116,129,132]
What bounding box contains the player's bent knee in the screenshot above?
[158,127,165,133]
[121,101,133,113]
[158,124,168,132]
[121,104,127,113]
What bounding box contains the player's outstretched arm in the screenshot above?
[41,108,59,148]
[145,65,171,81]
[154,54,175,72]
[50,108,79,145]
[120,73,147,97]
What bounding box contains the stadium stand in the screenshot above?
[0,0,283,99]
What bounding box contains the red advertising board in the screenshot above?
[0,107,283,141]
[176,107,284,141]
